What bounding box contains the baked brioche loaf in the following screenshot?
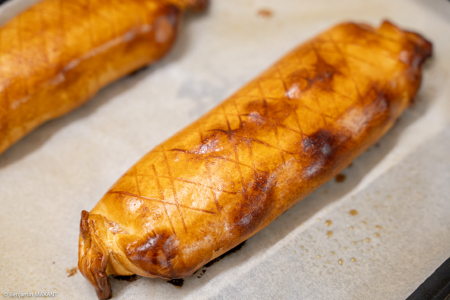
[79,21,431,300]
[0,0,207,154]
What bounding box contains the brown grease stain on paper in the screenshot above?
[335,174,346,182]
[349,210,358,216]
[257,9,273,18]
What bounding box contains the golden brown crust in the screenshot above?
[0,0,187,155]
[79,21,432,299]
[163,0,209,12]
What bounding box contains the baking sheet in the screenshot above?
[1,0,450,299]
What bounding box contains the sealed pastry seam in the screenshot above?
[79,20,432,299]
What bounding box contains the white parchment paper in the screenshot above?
[0,0,449,299]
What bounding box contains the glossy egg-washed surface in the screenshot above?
[0,0,207,155]
[79,21,431,300]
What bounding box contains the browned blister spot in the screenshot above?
[230,170,274,236]
[285,57,338,99]
[123,231,181,278]
[301,129,347,181]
